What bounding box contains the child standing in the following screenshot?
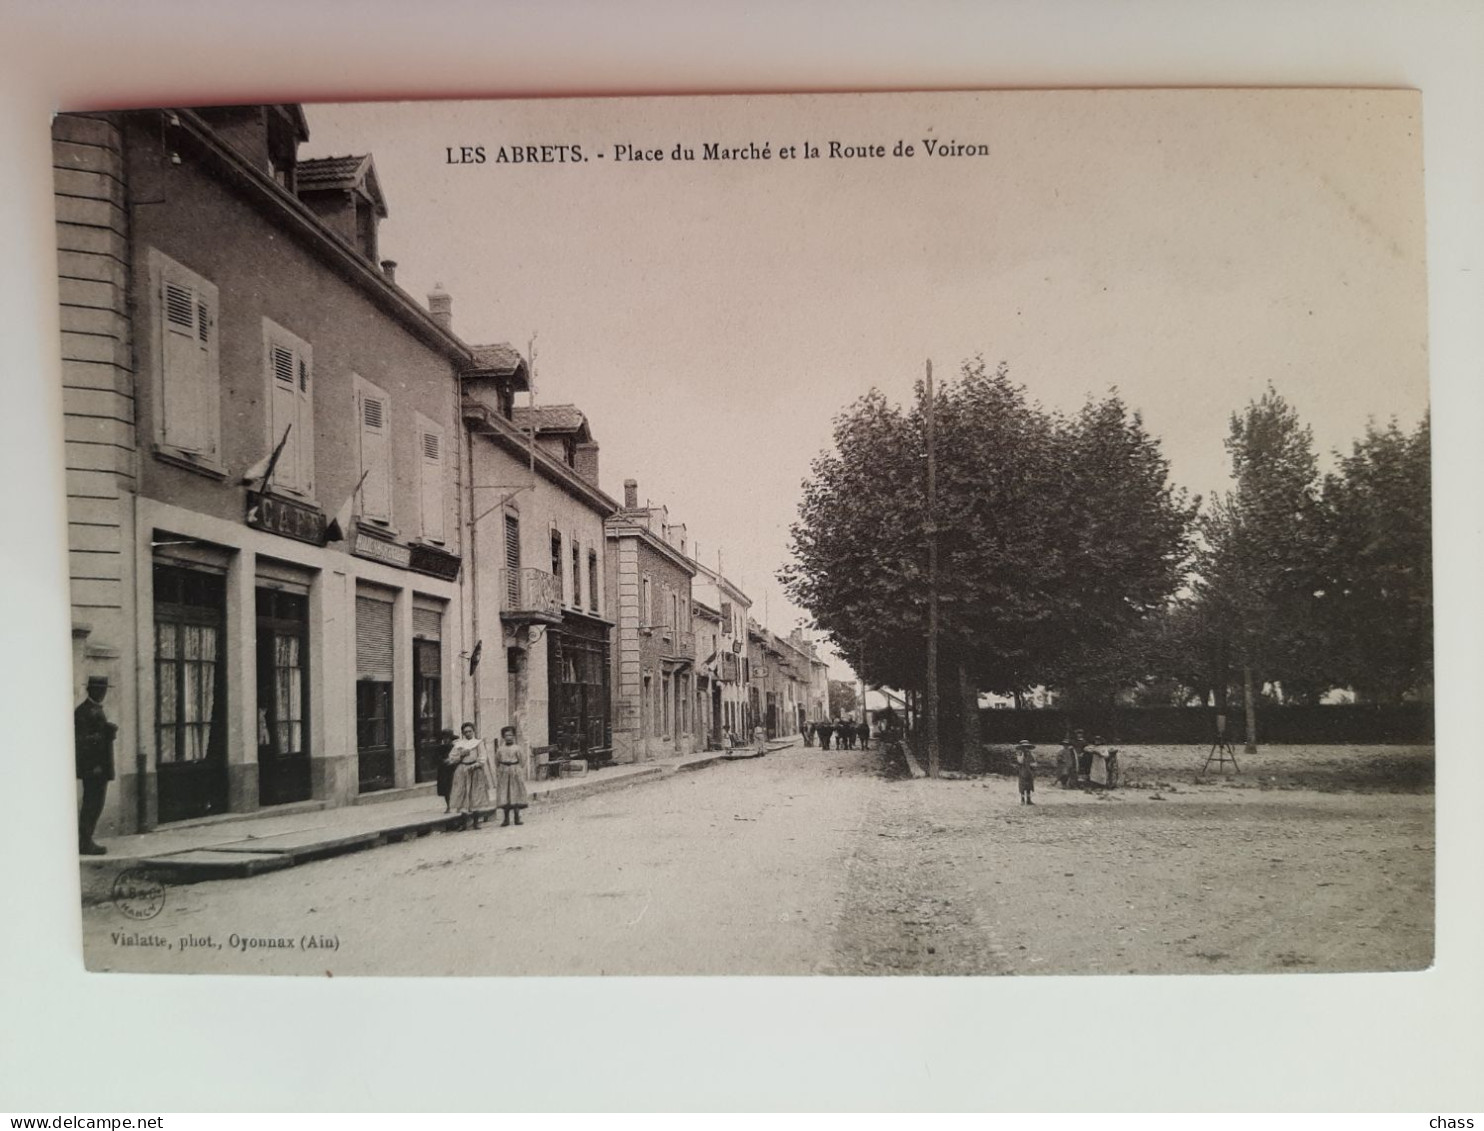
[1015,739,1037,805]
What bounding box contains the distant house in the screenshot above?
[605,481,697,761]
[690,559,753,745]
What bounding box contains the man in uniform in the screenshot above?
[75,674,117,855]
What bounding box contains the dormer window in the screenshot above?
[295,153,387,263]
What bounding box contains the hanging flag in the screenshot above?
[324,469,369,543]
[240,423,293,487]
[468,639,483,675]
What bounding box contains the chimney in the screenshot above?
[623,479,638,509]
[428,283,452,331]
[380,259,397,284]
[575,442,600,486]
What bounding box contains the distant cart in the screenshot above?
[1057,742,1120,790]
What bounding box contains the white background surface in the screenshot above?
[0,0,1480,1113]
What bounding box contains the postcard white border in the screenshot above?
[1,0,1481,1113]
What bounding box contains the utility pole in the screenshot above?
[924,359,941,778]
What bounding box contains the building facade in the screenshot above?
[56,106,471,835]
[605,481,697,762]
[463,382,617,763]
[689,559,752,746]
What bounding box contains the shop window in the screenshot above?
[413,605,444,784]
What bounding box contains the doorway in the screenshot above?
[355,594,395,793]
[154,564,228,823]
[256,586,311,806]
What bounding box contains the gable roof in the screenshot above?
[511,404,591,441]
[464,342,531,392]
[297,154,387,217]
[468,342,524,374]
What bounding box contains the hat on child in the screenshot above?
[1015,739,1034,749]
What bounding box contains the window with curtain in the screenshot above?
[154,566,225,764]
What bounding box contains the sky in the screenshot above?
[302,90,1429,680]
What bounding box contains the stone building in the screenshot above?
[55,105,471,834]
[604,481,697,761]
[462,387,617,763]
[689,558,752,747]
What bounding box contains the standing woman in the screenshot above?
[446,723,492,830]
[494,725,531,827]
[435,728,458,813]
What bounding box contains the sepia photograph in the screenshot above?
[52,88,1432,978]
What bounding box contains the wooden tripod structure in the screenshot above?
[1203,713,1240,774]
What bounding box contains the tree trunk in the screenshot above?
[959,662,982,774]
[1242,663,1258,753]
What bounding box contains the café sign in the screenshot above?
[245,491,327,546]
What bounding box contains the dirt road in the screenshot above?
[82,742,1433,976]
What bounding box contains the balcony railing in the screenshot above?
[660,626,696,661]
[500,567,563,624]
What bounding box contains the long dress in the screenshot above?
[494,741,530,809]
[1017,750,1037,794]
[447,736,491,812]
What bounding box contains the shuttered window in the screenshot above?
[571,539,581,609]
[588,550,599,612]
[417,416,446,544]
[152,250,220,463]
[355,595,394,682]
[504,514,520,606]
[356,378,392,524]
[263,320,314,496]
[550,530,564,604]
[412,606,442,640]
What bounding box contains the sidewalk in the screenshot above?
[81,738,796,901]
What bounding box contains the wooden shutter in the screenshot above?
[295,349,314,495]
[268,341,299,489]
[358,384,392,523]
[355,595,394,682]
[419,422,446,543]
[504,514,520,605]
[265,324,313,496]
[158,263,219,458]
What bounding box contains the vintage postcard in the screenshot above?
[56,89,1430,975]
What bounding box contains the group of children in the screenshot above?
[435,722,531,830]
[1012,732,1119,803]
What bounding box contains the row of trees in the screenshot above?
[780,361,1431,753]
[1154,387,1431,715]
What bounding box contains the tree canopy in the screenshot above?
[780,359,1196,704]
